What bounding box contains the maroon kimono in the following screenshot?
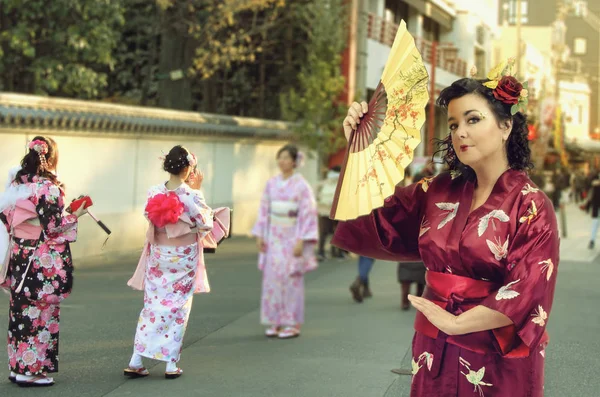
[332,170,559,397]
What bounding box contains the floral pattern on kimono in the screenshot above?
[1,175,77,375]
[332,170,559,397]
[132,183,213,363]
[252,173,318,326]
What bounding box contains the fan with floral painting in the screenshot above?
[330,20,429,220]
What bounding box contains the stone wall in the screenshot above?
[0,127,318,262]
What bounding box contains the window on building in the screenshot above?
[475,49,486,78]
[574,1,588,17]
[574,38,587,55]
[423,16,440,42]
[507,0,529,24]
[476,25,485,46]
[384,0,409,24]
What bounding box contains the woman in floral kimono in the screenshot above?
[124,145,213,379]
[252,144,318,339]
[333,61,559,397]
[0,136,87,387]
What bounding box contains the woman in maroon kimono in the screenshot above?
[333,64,559,397]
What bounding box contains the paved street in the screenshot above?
[0,203,599,396]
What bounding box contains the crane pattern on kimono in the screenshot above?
[435,202,459,230]
[459,357,493,397]
[411,351,434,377]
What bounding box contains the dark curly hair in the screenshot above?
[434,78,532,180]
[163,145,194,175]
[14,136,61,186]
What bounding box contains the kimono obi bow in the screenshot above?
[270,200,298,226]
[415,271,534,378]
[152,214,198,246]
[4,199,41,240]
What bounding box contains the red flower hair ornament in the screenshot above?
[480,58,529,115]
[145,192,184,228]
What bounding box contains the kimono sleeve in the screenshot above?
[36,181,77,244]
[332,179,428,261]
[296,178,318,242]
[188,189,214,232]
[251,180,270,239]
[480,194,559,353]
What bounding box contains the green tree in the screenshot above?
[280,0,348,157]
[0,0,125,98]
[106,0,160,105]
[154,0,286,110]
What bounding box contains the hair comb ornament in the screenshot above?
[28,140,48,154]
[481,58,528,116]
[28,139,49,170]
[186,152,197,168]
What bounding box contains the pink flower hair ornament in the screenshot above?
[28,140,48,155]
[186,153,197,168]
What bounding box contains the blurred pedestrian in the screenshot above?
[349,256,375,302]
[252,144,318,339]
[316,166,344,261]
[581,172,600,249]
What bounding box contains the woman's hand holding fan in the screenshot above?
[330,20,429,221]
[342,101,369,141]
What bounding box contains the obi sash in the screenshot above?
[1,199,42,285]
[414,271,547,377]
[6,200,42,240]
[270,200,298,227]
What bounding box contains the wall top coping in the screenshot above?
[0,93,294,139]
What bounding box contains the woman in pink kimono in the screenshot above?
[334,63,559,396]
[0,137,87,387]
[252,144,318,339]
[124,145,214,379]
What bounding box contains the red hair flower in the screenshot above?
[145,192,184,228]
[492,76,522,105]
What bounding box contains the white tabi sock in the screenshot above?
[129,353,143,369]
[166,361,178,372]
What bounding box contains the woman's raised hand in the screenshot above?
[342,101,369,141]
[187,169,204,190]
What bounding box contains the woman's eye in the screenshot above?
[448,124,457,131]
[468,117,480,124]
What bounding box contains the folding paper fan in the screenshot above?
[330,20,429,221]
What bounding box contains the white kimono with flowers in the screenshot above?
[130,183,213,363]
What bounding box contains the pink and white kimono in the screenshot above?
[127,183,229,364]
[252,173,318,327]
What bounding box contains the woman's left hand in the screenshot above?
[408,295,460,336]
[293,240,303,257]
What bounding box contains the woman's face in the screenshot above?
[277,150,296,173]
[447,93,512,170]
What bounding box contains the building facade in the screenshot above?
[498,0,600,142]
[334,0,500,163]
